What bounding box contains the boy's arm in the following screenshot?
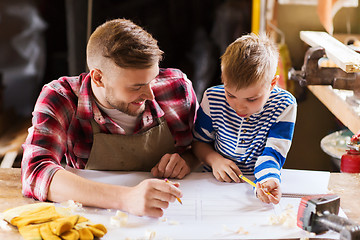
[192,141,242,182]
[192,141,222,166]
[192,91,241,182]
[254,103,297,184]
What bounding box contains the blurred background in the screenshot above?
[1,0,359,172]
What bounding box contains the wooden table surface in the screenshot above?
[0,168,359,239]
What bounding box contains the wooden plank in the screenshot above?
[300,31,360,73]
[308,85,360,134]
[328,173,360,224]
[0,151,18,168]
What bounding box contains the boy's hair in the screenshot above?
[87,18,164,69]
[220,33,279,89]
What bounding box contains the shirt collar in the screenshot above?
[76,73,106,123]
[135,100,165,131]
[76,73,165,128]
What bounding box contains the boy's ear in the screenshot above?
[90,69,104,87]
[270,75,279,90]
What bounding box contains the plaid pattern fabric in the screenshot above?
[22,68,198,201]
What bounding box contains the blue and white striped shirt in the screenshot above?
[193,85,297,183]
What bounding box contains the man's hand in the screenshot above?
[122,179,182,218]
[151,153,190,179]
[211,156,242,183]
[255,179,281,204]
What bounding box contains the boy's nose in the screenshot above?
[235,103,246,112]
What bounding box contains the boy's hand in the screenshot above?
[255,179,281,204]
[151,153,190,179]
[122,179,182,218]
[211,157,242,183]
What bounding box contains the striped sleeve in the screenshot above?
[254,101,297,183]
[193,91,215,142]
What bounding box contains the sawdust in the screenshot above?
[145,229,156,240]
[159,217,179,225]
[268,204,297,228]
[110,210,128,227]
[0,214,11,231]
[59,200,84,212]
[222,224,249,235]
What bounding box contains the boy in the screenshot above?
[192,33,297,204]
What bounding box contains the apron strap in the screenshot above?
[90,115,163,135]
[90,119,101,134]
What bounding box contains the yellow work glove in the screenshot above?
[18,224,42,240]
[5,203,62,240]
[2,203,107,240]
[10,204,62,228]
[74,220,107,240]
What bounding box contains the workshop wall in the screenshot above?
[278,4,360,171]
[2,0,359,171]
[277,4,360,69]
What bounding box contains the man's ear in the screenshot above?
[90,69,104,87]
[270,75,279,90]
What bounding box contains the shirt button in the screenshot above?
[243,129,247,133]
[241,140,245,144]
[246,118,250,122]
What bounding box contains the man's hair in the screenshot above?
[87,18,164,69]
[220,33,279,89]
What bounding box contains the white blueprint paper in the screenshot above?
[64,167,341,239]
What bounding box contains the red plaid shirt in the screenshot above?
[22,68,198,201]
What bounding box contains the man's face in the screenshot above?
[100,62,159,116]
[223,76,277,118]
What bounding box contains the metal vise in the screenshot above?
[289,47,360,97]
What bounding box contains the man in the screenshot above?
[22,18,199,218]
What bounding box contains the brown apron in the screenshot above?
[85,117,176,171]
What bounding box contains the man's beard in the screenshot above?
[106,97,146,116]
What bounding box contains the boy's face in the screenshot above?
[92,60,159,116]
[224,76,278,118]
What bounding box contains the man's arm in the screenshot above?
[48,169,182,218]
[150,71,200,179]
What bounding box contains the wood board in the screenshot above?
[300,31,360,73]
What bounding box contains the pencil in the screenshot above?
[239,174,271,195]
[164,178,183,205]
[239,174,256,188]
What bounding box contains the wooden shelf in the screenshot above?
[308,85,360,134]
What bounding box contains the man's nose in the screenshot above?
[142,84,154,101]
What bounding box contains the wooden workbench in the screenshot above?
[308,85,360,134]
[0,168,359,239]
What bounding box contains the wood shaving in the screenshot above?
[145,230,156,240]
[0,218,12,231]
[60,200,83,212]
[110,210,128,227]
[159,217,179,225]
[222,224,249,235]
[268,205,297,228]
[168,220,179,225]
